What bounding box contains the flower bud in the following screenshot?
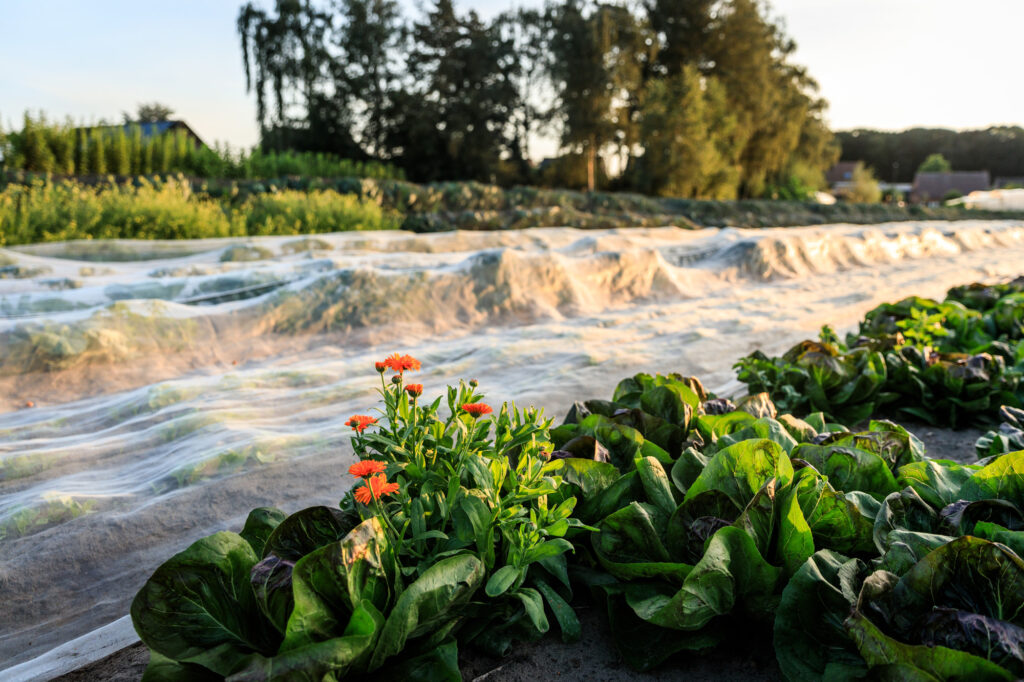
[391,374,402,385]
[469,379,479,388]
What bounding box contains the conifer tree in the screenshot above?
[129,125,144,175]
[111,128,131,175]
[86,127,106,175]
[638,66,739,198]
[21,113,56,173]
[142,135,154,175]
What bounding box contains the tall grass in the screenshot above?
[0,177,401,245]
[0,113,403,181]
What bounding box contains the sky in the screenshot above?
[2,0,1022,152]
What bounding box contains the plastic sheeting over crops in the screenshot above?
[3,219,1024,678]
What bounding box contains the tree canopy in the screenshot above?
[838,127,1024,182]
[232,0,836,197]
[917,153,952,174]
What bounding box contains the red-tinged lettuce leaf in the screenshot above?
[251,555,295,636]
[939,498,1024,536]
[131,531,279,677]
[918,607,1024,677]
[262,505,360,561]
[621,526,781,631]
[845,611,1015,681]
[773,550,870,681]
[873,487,941,555]
[281,517,390,652]
[890,537,1024,634]
[593,501,692,581]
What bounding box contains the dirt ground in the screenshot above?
[54,606,783,682]
[51,424,985,681]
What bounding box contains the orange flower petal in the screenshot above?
[348,460,387,478]
[461,403,493,417]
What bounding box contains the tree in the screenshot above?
[636,66,739,198]
[547,1,648,191]
[846,162,881,203]
[133,103,175,122]
[85,127,106,175]
[385,0,518,181]
[494,7,552,182]
[110,128,131,175]
[238,0,351,154]
[646,0,714,76]
[838,127,1024,182]
[918,153,952,173]
[331,0,404,157]
[18,112,57,173]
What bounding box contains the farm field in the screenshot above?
[3,219,1024,680]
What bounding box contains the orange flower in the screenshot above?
[461,402,493,417]
[404,383,423,397]
[346,415,378,433]
[382,353,421,374]
[354,473,400,504]
[348,460,387,478]
[374,361,387,373]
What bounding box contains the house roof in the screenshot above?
[826,161,860,185]
[78,120,206,147]
[124,120,206,147]
[912,171,990,202]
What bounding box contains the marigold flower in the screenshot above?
[354,473,400,504]
[348,460,387,478]
[405,383,423,397]
[382,353,421,374]
[346,415,378,433]
[375,361,387,373]
[461,402,493,417]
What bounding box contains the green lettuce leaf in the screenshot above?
[131,531,278,676]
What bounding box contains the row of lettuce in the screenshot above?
[131,282,1024,681]
[737,277,1024,429]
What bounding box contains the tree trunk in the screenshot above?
[587,136,596,192]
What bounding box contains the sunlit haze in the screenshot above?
[2,0,1022,149]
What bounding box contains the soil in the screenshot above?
[54,607,782,682]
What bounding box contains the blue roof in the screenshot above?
[124,121,176,137]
